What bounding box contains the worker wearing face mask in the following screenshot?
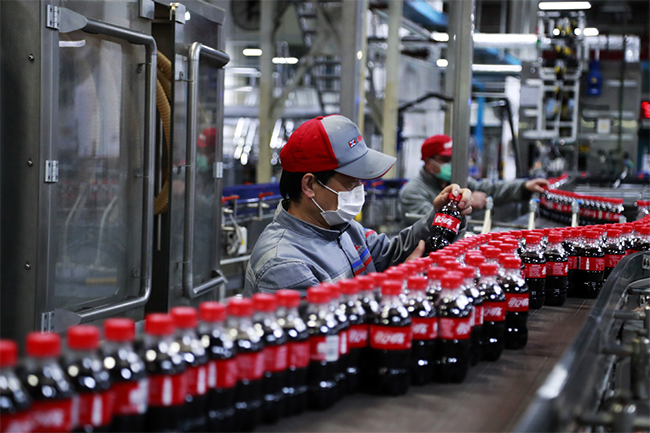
[399,134,549,217]
[244,115,473,295]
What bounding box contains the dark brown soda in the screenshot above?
[577,243,605,299]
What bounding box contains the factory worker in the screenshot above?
[399,134,550,216]
[243,115,473,295]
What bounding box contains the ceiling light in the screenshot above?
[436,59,448,67]
[583,27,599,36]
[574,28,582,35]
[538,2,591,10]
[272,57,299,64]
[553,28,561,36]
[243,48,262,56]
[432,32,449,42]
[472,64,522,73]
[473,33,538,44]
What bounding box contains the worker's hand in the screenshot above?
[406,240,426,262]
[525,178,550,194]
[471,191,488,210]
[434,183,473,217]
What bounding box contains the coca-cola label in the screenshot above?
[288,341,310,368]
[578,256,605,271]
[339,329,349,356]
[76,391,114,427]
[475,305,484,326]
[263,344,288,373]
[505,293,529,312]
[186,365,208,397]
[148,373,186,407]
[568,256,578,270]
[348,324,368,349]
[310,335,339,362]
[112,379,148,415]
[524,263,546,279]
[432,213,461,234]
[547,261,568,276]
[483,302,506,322]
[438,317,472,340]
[369,325,412,350]
[605,254,623,268]
[237,351,265,381]
[411,317,438,341]
[207,358,238,389]
[561,204,571,213]
[0,410,33,433]
[29,399,74,432]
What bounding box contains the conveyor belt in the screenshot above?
[264,298,596,432]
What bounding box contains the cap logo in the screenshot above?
[444,140,453,149]
[348,138,357,148]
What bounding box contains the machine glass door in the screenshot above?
[54,31,145,314]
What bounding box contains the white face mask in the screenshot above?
[311,181,365,226]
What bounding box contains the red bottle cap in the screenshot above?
[639,226,650,235]
[503,257,522,270]
[448,192,461,201]
[407,275,428,291]
[381,280,403,296]
[67,325,100,350]
[355,275,375,292]
[145,313,175,336]
[458,266,475,279]
[199,301,227,322]
[227,297,254,317]
[548,233,563,243]
[367,272,385,287]
[479,263,499,276]
[427,267,447,280]
[543,228,552,236]
[0,340,18,367]
[606,230,621,238]
[525,234,542,244]
[440,274,462,290]
[498,253,512,264]
[385,267,406,281]
[428,251,445,263]
[170,306,199,329]
[482,247,501,259]
[252,293,277,312]
[339,279,361,295]
[323,283,340,300]
[307,287,329,304]
[465,255,485,267]
[276,290,301,308]
[584,230,600,239]
[26,332,61,358]
[104,318,136,342]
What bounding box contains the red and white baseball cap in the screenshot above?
[421,134,453,160]
[280,115,396,180]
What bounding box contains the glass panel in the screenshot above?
[55,32,144,310]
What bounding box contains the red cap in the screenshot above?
[0,340,18,367]
[458,266,475,279]
[385,267,406,281]
[197,127,216,148]
[104,318,136,342]
[498,253,512,264]
[479,263,498,276]
[227,297,254,317]
[407,275,428,291]
[428,251,445,264]
[441,274,462,290]
[339,279,361,295]
[482,247,501,259]
[381,280,403,296]
[421,134,453,160]
[368,272,386,287]
[145,313,175,336]
[355,275,375,292]
[584,230,600,239]
[525,235,542,244]
[252,293,277,312]
[427,267,447,280]
[503,257,522,270]
[606,230,621,238]
[307,287,329,304]
[639,226,650,235]
[465,255,485,267]
[548,233,563,243]
[200,302,227,322]
[498,244,517,254]
[621,224,633,234]
[276,290,301,308]
[67,325,100,350]
[170,306,199,329]
[543,228,552,236]
[26,332,61,358]
[322,283,340,300]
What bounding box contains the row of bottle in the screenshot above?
[637,200,650,221]
[539,189,625,226]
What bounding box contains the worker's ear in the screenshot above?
[302,173,317,199]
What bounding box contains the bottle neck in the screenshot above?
[526,242,541,253]
[307,301,328,315]
[503,267,521,278]
[547,241,564,252]
[480,274,498,285]
[253,311,276,323]
[380,293,402,305]
[341,293,358,304]
[584,237,600,248]
[407,288,426,299]
[277,305,299,319]
[227,315,253,329]
[103,340,135,354]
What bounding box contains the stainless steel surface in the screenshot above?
[256,0,275,184]
[339,0,368,126]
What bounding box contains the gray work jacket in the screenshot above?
[399,167,531,216]
[243,201,452,296]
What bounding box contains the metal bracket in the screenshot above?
[642,254,650,271]
[46,5,60,30]
[45,160,59,183]
[214,161,223,179]
[41,311,54,332]
[170,3,186,24]
[139,0,155,20]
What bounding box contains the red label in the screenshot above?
[112,379,148,415]
[438,317,472,340]
[310,335,339,362]
[263,345,288,373]
[76,391,114,427]
[568,256,578,270]
[29,399,74,432]
[475,305,484,326]
[0,411,33,433]
[186,365,208,397]
[579,256,605,271]
[505,293,529,312]
[605,254,623,268]
[483,302,506,322]
[207,358,238,389]
[369,325,412,350]
[524,263,546,279]
[237,352,265,381]
[339,329,349,356]
[148,373,187,407]
[411,317,438,340]
[432,213,461,234]
[288,341,310,368]
[348,324,368,349]
[561,204,571,213]
[546,261,568,276]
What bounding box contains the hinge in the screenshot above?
[41,311,54,332]
[46,5,60,30]
[214,161,223,179]
[45,160,59,183]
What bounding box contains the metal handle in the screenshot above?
[58,7,157,322]
[183,42,230,299]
